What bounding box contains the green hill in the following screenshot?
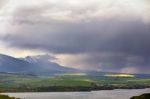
[130,93,150,99]
[0,95,19,99]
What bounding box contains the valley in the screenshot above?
[0,72,150,92]
[0,54,150,92]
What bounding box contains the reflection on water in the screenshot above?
[3,88,150,99]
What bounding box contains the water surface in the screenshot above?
[2,88,150,99]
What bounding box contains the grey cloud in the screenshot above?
[10,0,150,25]
[1,0,150,73]
[144,0,150,3]
[31,54,57,61]
[75,53,150,73]
[11,2,100,24]
[2,18,150,73]
[0,0,7,8]
[4,19,150,56]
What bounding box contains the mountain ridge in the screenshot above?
[0,53,77,75]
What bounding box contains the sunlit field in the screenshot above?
[104,74,135,77]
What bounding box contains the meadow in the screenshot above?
[0,72,150,92]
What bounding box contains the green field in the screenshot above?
[0,72,150,92]
[0,95,19,99]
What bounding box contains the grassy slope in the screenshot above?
[0,72,150,92]
[130,93,150,99]
[0,95,19,99]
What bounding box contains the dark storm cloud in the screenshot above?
[66,51,150,72]
[1,0,150,73]
[3,18,150,73]
[4,19,150,56]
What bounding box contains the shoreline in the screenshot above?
[1,86,150,93]
[2,88,150,99]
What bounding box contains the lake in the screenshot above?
[2,88,150,99]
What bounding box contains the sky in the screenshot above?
[0,0,150,73]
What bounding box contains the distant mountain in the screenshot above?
[1,53,149,76]
[0,54,77,75]
[20,54,76,73]
[0,54,36,73]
